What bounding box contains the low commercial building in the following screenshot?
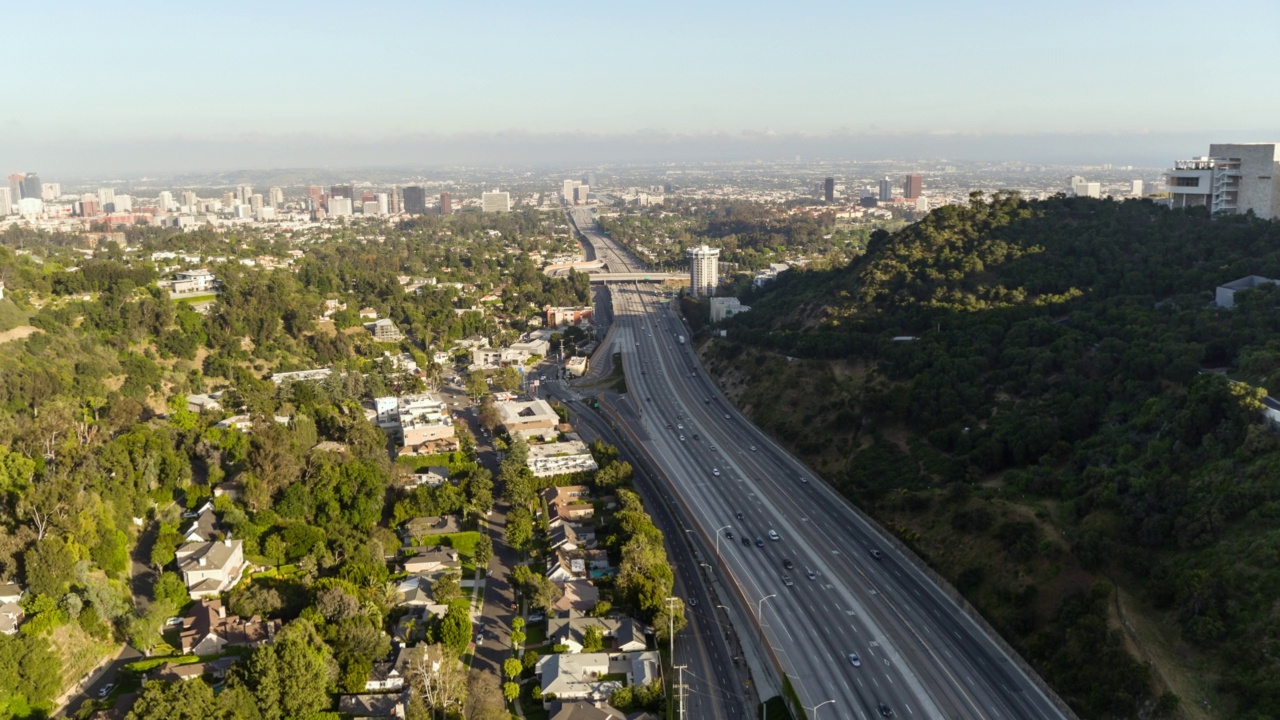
[546,306,595,327]
[496,398,559,440]
[565,356,589,377]
[527,440,598,477]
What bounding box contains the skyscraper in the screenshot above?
[1069,176,1100,198]
[482,190,510,212]
[0,187,11,216]
[904,174,923,200]
[269,187,284,208]
[563,179,580,205]
[823,177,835,202]
[574,185,590,204]
[878,177,894,202]
[328,197,353,217]
[159,191,175,212]
[22,173,42,201]
[307,185,324,210]
[249,194,263,213]
[7,175,22,201]
[688,245,720,297]
[330,185,354,200]
[98,187,116,212]
[403,186,427,214]
[182,190,198,209]
[236,185,253,205]
[439,192,452,215]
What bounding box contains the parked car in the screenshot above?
[97,684,115,699]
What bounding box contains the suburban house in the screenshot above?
[0,583,23,635]
[175,538,246,599]
[549,519,595,553]
[547,611,649,654]
[170,268,217,294]
[393,605,450,643]
[338,692,408,718]
[495,398,559,440]
[358,307,379,319]
[536,651,661,704]
[401,515,461,543]
[181,502,218,543]
[177,598,280,655]
[527,441,598,478]
[185,393,223,413]
[553,579,600,614]
[405,466,450,488]
[366,318,404,342]
[547,548,587,582]
[548,701,626,720]
[270,367,334,385]
[365,644,415,692]
[402,546,461,575]
[1216,275,1279,308]
[542,485,594,522]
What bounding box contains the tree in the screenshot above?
[274,618,337,720]
[431,573,462,605]
[522,649,539,672]
[463,670,508,720]
[503,681,521,702]
[510,616,526,650]
[153,572,190,608]
[264,534,287,569]
[0,632,62,715]
[494,366,522,393]
[127,678,216,720]
[23,534,77,598]
[316,586,362,623]
[466,370,489,400]
[440,603,470,653]
[411,644,467,718]
[474,533,493,571]
[503,657,523,681]
[582,624,605,653]
[504,507,534,553]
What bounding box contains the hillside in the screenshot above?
[705,194,1280,720]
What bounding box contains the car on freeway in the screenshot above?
[667,423,672,429]
[742,537,752,546]
[693,433,700,441]
[705,398,711,404]
[677,424,683,429]
[97,684,116,699]
[806,568,817,580]
[755,537,765,547]
[712,468,721,477]
[724,414,730,419]
[680,436,685,442]
[782,558,794,570]
[750,445,757,451]
[878,702,894,717]
[709,445,716,451]
[688,597,698,607]
[848,652,862,667]
[725,530,734,540]
[736,512,745,520]
[768,529,780,541]
[800,476,808,484]
[870,549,883,560]
[782,575,794,587]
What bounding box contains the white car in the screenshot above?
[768,530,780,541]
[712,469,721,476]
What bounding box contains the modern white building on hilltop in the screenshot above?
[1167,143,1280,219]
[687,245,719,297]
[710,297,750,323]
[482,190,511,213]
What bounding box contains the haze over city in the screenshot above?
[4,0,1279,174]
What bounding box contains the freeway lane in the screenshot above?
[604,279,1071,720]
[554,395,753,719]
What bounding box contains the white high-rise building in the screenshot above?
[158,191,175,212]
[482,190,511,212]
[269,187,284,208]
[1069,176,1101,198]
[17,198,43,218]
[250,194,264,212]
[563,179,581,205]
[375,193,389,215]
[0,187,11,216]
[1166,143,1280,219]
[98,187,115,210]
[688,245,720,297]
[328,197,353,217]
[114,195,133,212]
[41,183,60,201]
[1131,180,1144,196]
[236,185,253,205]
[182,190,198,209]
[362,201,379,216]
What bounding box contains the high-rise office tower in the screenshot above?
[404,186,427,214]
[574,185,590,204]
[1131,180,1144,196]
[375,193,389,216]
[114,195,133,212]
[250,194,264,213]
[688,245,720,297]
[80,194,100,217]
[22,173,42,201]
[439,192,452,215]
[0,187,11,216]
[41,183,60,201]
[235,185,253,205]
[223,191,235,208]
[823,177,835,202]
[269,187,284,208]
[878,177,894,202]
[98,187,116,211]
[328,197,353,217]
[1166,143,1280,219]
[159,191,175,212]
[482,190,510,212]
[388,188,402,214]
[182,190,198,209]
[563,179,580,204]
[7,175,22,201]
[307,185,324,209]
[330,185,354,200]
[904,174,923,200]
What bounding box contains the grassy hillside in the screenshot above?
[706,194,1280,720]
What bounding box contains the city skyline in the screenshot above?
[3,0,1278,174]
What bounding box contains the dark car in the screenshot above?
[870,549,883,560]
[725,530,734,540]
[735,512,744,520]
[742,537,752,547]
[878,702,894,717]
[755,537,765,547]
[782,558,794,570]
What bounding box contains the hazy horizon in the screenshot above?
[5,0,1278,176]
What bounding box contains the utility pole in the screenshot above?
[675,664,688,720]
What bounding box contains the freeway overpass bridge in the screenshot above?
[588,272,685,283]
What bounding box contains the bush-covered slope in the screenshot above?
[717,194,1280,719]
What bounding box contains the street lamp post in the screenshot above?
[809,699,836,719]
[756,593,776,621]
[713,524,730,556]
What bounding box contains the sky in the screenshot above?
[3,0,1279,174]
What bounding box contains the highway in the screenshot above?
[569,213,1071,719]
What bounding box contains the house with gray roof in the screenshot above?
[547,611,649,654]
